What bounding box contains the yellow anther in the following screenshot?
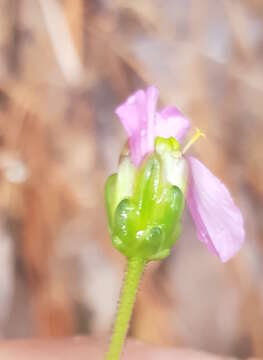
[182,128,205,154]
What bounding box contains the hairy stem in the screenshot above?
[105,257,146,360]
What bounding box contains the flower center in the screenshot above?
[182,128,205,155]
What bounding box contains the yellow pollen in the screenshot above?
[182,128,205,154]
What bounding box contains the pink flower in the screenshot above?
[115,86,245,262]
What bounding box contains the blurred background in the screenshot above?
[0,0,262,358]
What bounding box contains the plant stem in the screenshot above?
[105,257,146,360]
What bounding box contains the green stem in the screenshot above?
[105,257,146,360]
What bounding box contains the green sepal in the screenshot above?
[105,143,186,262]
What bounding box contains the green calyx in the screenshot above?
[105,137,186,262]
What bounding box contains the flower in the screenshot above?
[115,86,245,262]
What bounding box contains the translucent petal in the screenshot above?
[186,156,245,262]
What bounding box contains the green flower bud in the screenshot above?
[105,137,187,262]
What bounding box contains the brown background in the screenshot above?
[0,1,262,359]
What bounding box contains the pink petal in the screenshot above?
[115,86,159,166]
[157,106,190,142]
[115,87,190,167]
[186,156,245,262]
